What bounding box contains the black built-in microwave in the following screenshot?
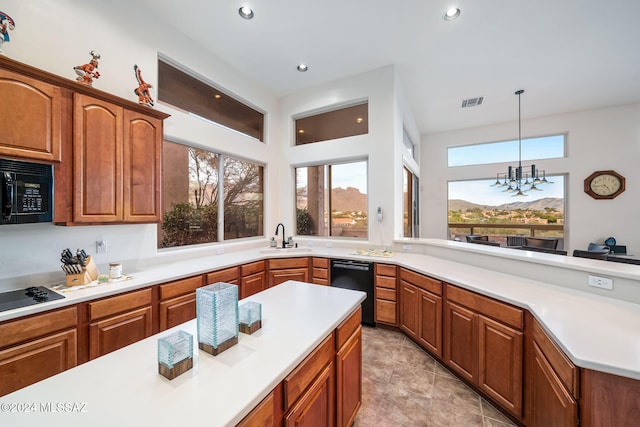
[0,158,53,225]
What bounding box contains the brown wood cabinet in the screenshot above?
[88,288,153,359]
[58,93,162,224]
[158,275,203,331]
[399,268,443,357]
[525,314,579,427]
[0,307,77,397]
[312,257,330,286]
[0,67,63,162]
[375,263,397,325]
[241,261,265,298]
[336,308,362,427]
[444,284,524,419]
[267,257,310,288]
[237,383,284,427]
[581,369,640,427]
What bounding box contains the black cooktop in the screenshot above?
[0,286,65,313]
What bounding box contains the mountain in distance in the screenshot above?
[449,197,564,212]
[332,187,367,212]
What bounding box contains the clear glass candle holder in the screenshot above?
[157,330,193,380]
[239,301,262,334]
[196,282,239,355]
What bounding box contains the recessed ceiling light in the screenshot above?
[298,129,305,134]
[239,6,254,19]
[356,117,364,124]
[213,93,222,99]
[444,7,460,21]
[297,64,308,72]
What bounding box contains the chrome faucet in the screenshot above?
[275,223,285,248]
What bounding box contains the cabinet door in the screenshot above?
[123,110,162,222]
[0,69,62,162]
[242,271,266,298]
[444,301,478,384]
[237,383,284,427]
[285,362,336,427]
[478,315,523,417]
[418,289,442,357]
[530,343,578,427]
[400,281,419,339]
[73,93,123,222]
[336,327,362,427]
[89,306,152,359]
[0,329,76,397]
[159,292,196,331]
[269,268,309,288]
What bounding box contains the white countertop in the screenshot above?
[0,281,366,426]
[0,244,639,381]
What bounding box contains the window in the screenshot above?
[448,135,565,167]
[295,102,368,145]
[403,167,419,238]
[447,176,565,246]
[296,160,367,238]
[159,141,264,248]
[158,58,264,141]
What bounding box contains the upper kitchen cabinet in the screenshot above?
[0,68,63,162]
[56,93,166,225]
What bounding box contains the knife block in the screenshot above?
[65,256,99,286]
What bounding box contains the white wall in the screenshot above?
[0,0,279,287]
[421,103,640,253]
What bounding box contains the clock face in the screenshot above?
[590,174,621,196]
[584,170,625,199]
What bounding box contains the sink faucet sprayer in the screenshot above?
[275,223,285,248]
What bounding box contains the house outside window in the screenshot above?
[296,160,368,238]
[159,141,264,248]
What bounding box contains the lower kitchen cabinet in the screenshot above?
[400,268,443,357]
[375,264,397,326]
[88,288,153,360]
[237,383,284,427]
[312,257,330,286]
[444,284,524,419]
[285,362,336,427]
[241,261,266,298]
[336,324,362,427]
[267,257,310,288]
[158,275,203,331]
[0,307,77,397]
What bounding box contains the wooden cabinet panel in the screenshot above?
[335,307,362,350]
[312,257,329,268]
[285,362,335,427]
[122,110,162,222]
[0,329,76,397]
[0,307,77,348]
[88,288,152,321]
[530,342,578,427]
[375,263,396,278]
[336,327,362,427]
[284,333,334,410]
[89,306,152,359]
[159,292,196,331]
[444,301,478,383]
[375,275,396,289]
[400,268,442,295]
[242,271,266,298]
[532,320,578,397]
[158,275,202,300]
[0,68,62,162]
[206,266,239,285]
[478,315,523,417]
[447,285,523,330]
[241,260,265,276]
[73,93,124,222]
[418,289,442,357]
[376,287,396,301]
[269,257,309,269]
[400,281,419,338]
[237,383,284,427]
[312,267,328,280]
[376,299,397,324]
[580,369,640,427]
[269,268,309,288]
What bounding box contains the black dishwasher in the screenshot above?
[330,259,374,325]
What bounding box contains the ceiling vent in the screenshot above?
[461,96,484,108]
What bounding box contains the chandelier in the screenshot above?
[491,89,552,196]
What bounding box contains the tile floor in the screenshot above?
[354,326,518,427]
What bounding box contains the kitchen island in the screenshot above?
[0,281,366,427]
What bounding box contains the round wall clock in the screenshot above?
[584,170,625,199]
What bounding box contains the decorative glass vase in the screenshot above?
[157,330,193,380]
[239,301,262,334]
[196,282,239,355]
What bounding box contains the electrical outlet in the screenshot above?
[403,244,411,251]
[216,247,225,255]
[96,239,107,253]
[588,275,613,290]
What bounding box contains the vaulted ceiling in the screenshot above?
[131,0,640,135]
